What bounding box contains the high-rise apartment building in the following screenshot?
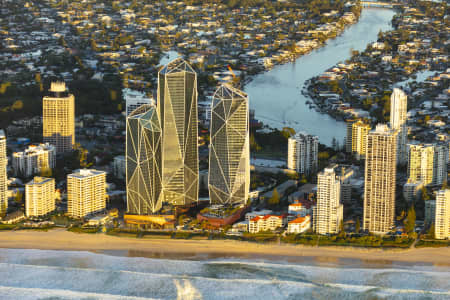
[43,82,75,153]
[287,132,318,175]
[0,130,7,217]
[407,143,448,186]
[25,177,55,217]
[390,88,408,164]
[208,85,250,206]
[126,104,163,214]
[157,58,198,205]
[67,169,106,218]
[363,124,397,234]
[351,120,371,160]
[12,143,56,177]
[435,189,450,240]
[313,166,343,235]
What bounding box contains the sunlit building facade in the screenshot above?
[407,143,448,186]
[435,189,450,240]
[351,120,371,160]
[157,58,198,205]
[287,132,318,175]
[0,130,6,217]
[25,177,55,217]
[126,104,163,214]
[313,166,343,235]
[67,169,106,218]
[12,143,56,177]
[42,82,75,153]
[363,124,397,234]
[208,85,250,206]
[390,88,407,164]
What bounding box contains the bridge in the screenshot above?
[361,1,403,8]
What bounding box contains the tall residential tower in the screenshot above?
[287,132,318,175]
[390,88,407,164]
[363,124,397,234]
[157,58,198,205]
[208,85,250,206]
[43,82,75,153]
[0,131,6,217]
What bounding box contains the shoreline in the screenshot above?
[1,229,449,266]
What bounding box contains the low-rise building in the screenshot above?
[249,214,287,233]
[25,177,55,217]
[287,215,311,234]
[288,201,311,217]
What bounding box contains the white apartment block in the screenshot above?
[123,88,155,116]
[390,88,408,164]
[67,169,106,218]
[313,166,343,235]
[363,124,397,234]
[0,130,6,217]
[287,132,318,175]
[12,143,56,177]
[288,202,311,217]
[407,143,448,186]
[287,215,311,234]
[249,215,286,233]
[435,190,450,240]
[25,177,55,217]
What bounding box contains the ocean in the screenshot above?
[0,248,448,299]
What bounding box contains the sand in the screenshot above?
[0,228,449,265]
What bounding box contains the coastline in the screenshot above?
[1,229,449,266]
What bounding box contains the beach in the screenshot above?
[0,228,449,265]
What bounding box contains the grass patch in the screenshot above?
[68,226,99,234]
[416,239,450,248]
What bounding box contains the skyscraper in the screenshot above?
[25,177,55,217]
[351,120,371,160]
[126,104,163,214]
[12,143,56,177]
[0,130,6,217]
[67,169,106,218]
[157,58,198,205]
[208,85,250,206]
[287,132,318,175]
[435,189,450,240]
[363,124,397,234]
[390,88,407,164]
[43,82,75,153]
[407,143,448,186]
[313,166,343,235]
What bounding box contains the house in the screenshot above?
[287,215,311,234]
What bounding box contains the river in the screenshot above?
[244,8,396,146]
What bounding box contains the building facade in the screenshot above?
[249,214,286,233]
[42,82,75,153]
[67,169,106,218]
[351,120,371,160]
[363,124,397,234]
[25,177,55,217]
[287,132,318,175]
[157,58,198,205]
[208,85,250,206]
[126,104,163,214]
[407,143,448,186]
[0,130,6,217]
[435,189,450,240]
[425,200,436,226]
[113,155,126,179]
[313,166,343,235]
[390,88,408,164]
[287,215,311,234]
[12,143,56,177]
[124,88,155,116]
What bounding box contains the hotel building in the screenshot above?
[25,177,55,217]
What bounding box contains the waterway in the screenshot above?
[244,8,396,146]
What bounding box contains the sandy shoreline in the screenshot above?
[0,228,449,266]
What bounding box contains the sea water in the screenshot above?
[0,249,448,299]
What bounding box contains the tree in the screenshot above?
[404,206,416,235]
[355,218,360,233]
[428,223,435,239]
[268,188,280,206]
[40,167,52,177]
[422,187,431,201]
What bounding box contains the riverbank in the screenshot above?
[1,229,449,265]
